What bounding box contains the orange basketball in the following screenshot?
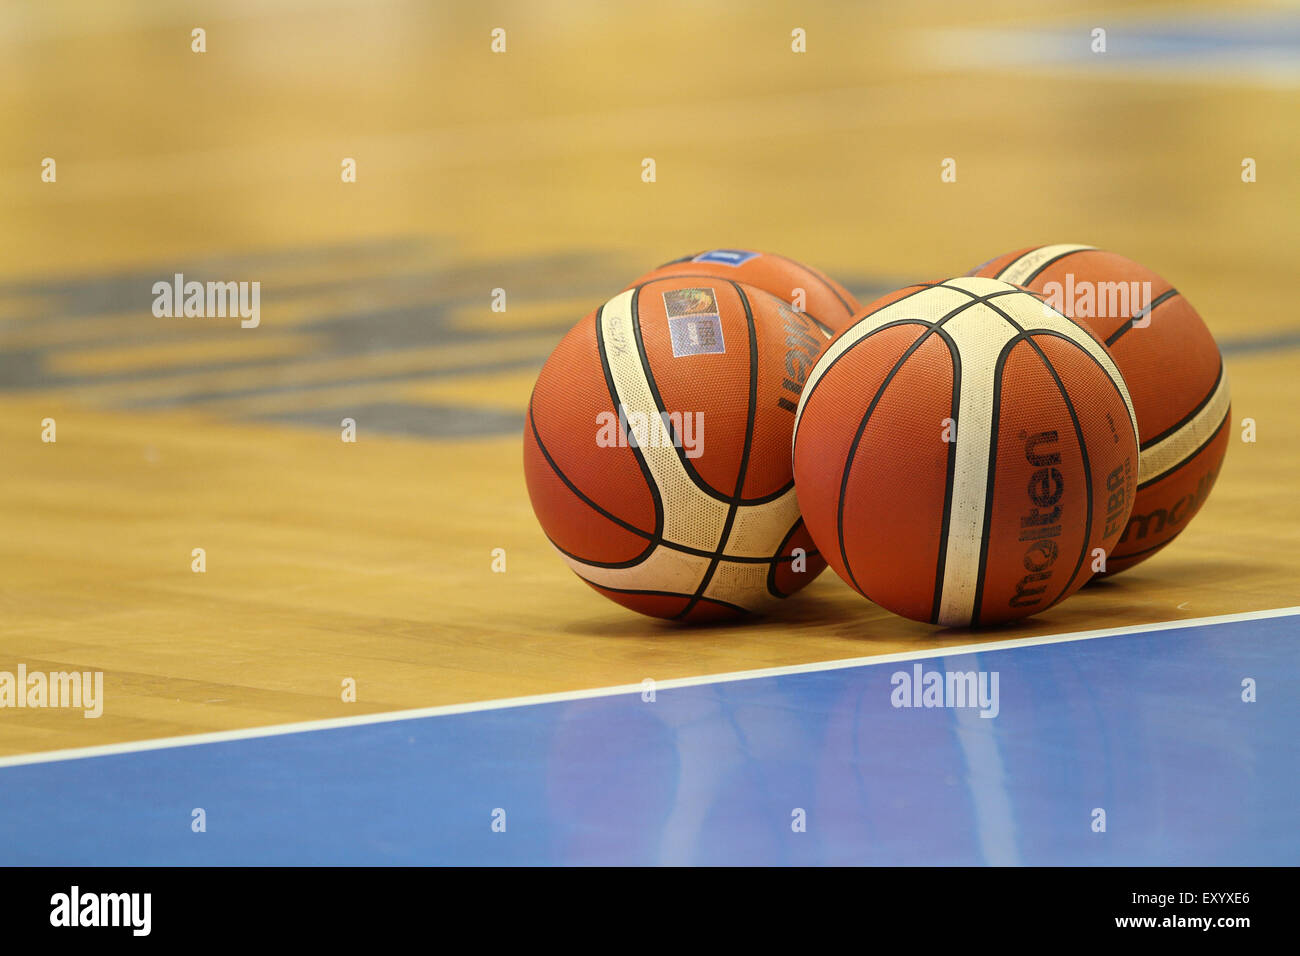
[524,276,830,621]
[631,248,861,334]
[793,277,1139,627]
[969,245,1230,573]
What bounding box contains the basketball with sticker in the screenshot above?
[630,248,863,335]
[525,276,831,621]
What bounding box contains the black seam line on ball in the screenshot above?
[1111,538,1177,562]
[525,403,655,567]
[1139,357,1223,451]
[826,292,1026,601]
[965,336,1013,629]
[794,315,932,462]
[983,311,1104,620]
[989,293,1140,442]
[792,282,1025,470]
[1029,338,1103,612]
[533,408,817,569]
[595,297,667,544]
[936,282,1032,304]
[657,253,698,267]
[632,272,838,341]
[696,278,800,505]
[998,246,1093,286]
[966,297,1090,623]
[534,302,809,571]
[576,575,752,615]
[630,278,788,507]
[1024,334,1095,616]
[835,299,984,601]
[778,548,823,560]
[544,527,818,569]
[1136,407,1230,490]
[984,303,1109,610]
[927,331,963,626]
[675,282,760,619]
[769,251,858,318]
[629,281,710,500]
[767,521,800,599]
[1107,538,1170,561]
[791,279,956,457]
[641,257,842,337]
[806,313,835,337]
[1104,288,1181,348]
[766,518,810,599]
[736,477,797,506]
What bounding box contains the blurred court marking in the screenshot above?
[2,604,1295,771]
[919,11,1300,87]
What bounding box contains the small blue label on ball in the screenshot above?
[691,249,760,267]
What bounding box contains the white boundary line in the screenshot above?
[1,605,1296,770]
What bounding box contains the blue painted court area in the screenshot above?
[1,613,1296,866]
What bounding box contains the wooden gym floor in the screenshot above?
[1,0,1298,766]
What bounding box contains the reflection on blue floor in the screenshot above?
[1,613,1297,865]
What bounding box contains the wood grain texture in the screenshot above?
[1,0,1296,756]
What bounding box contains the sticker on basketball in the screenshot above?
[631,249,862,335]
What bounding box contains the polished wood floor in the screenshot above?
[1,0,1297,756]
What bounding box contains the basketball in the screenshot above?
[969,244,1231,573]
[524,276,830,621]
[630,248,861,334]
[792,277,1140,627]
